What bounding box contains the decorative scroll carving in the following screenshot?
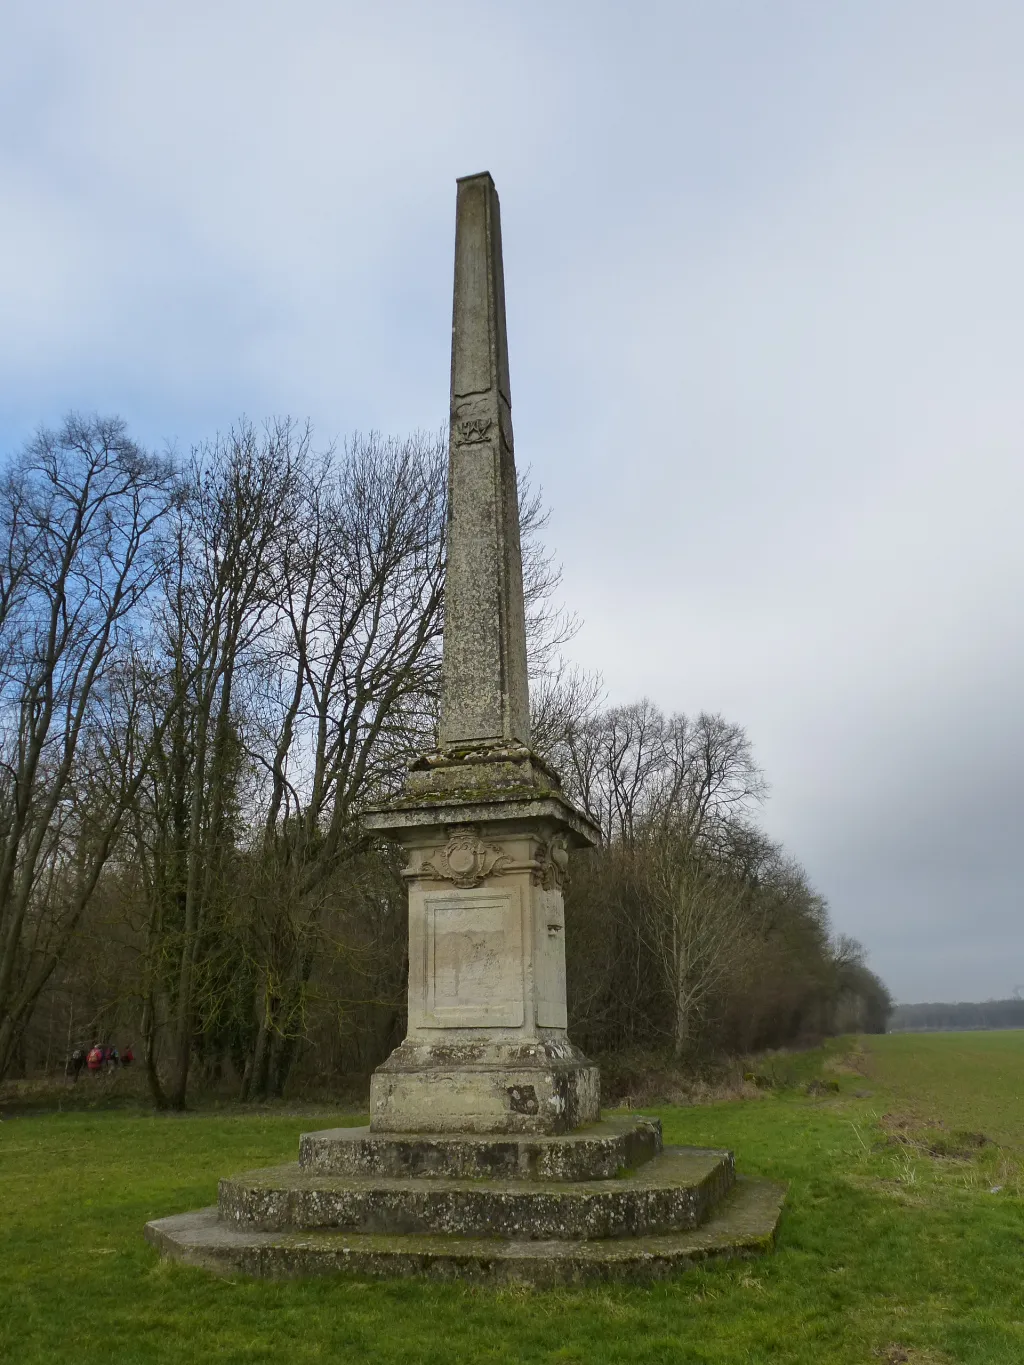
[535,835,570,891]
[422,827,512,889]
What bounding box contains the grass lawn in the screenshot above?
[2,1033,1023,1364]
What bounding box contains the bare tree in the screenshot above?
[529,661,603,766]
[0,415,174,1079]
[238,429,448,1099]
[638,821,763,1058]
[559,704,770,1058]
[556,700,667,843]
[133,419,305,1107]
[129,426,450,1103]
[635,714,767,1057]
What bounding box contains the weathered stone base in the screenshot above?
[218,1147,733,1239]
[145,1175,785,1286]
[146,1115,785,1285]
[370,1039,600,1135]
[299,1115,661,1181]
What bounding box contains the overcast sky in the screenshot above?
[2,2,1022,1004]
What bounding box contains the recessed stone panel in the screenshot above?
[423,889,523,1027]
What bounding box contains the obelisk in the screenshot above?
[363,172,601,1134]
[146,175,786,1284]
[440,172,530,753]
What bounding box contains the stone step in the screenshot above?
[298,1114,662,1181]
[218,1146,733,1241]
[147,1174,785,1286]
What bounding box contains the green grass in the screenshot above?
[2,1034,1023,1363]
[863,1031,1024,1152]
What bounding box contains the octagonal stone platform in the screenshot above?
[145,1116,786,1286]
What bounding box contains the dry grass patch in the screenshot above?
[873,1345,951,1364]
[823,1038,870,1076]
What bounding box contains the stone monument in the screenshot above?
[362,171,600,1139]
[145,173,785,1284]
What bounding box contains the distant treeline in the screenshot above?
[889,1000,1024,1033]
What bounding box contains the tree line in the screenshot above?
[888,1000,1024,1032]
[0,414,891,1105]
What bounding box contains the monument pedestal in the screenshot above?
[364,756,601,1136]
[369,1037,599,1136]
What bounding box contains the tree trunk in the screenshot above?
[142,994,169,1110]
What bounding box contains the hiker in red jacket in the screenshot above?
[86,1044,104,1074]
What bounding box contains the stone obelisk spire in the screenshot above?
[363,172,599,1136]
[441,172,531,752]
